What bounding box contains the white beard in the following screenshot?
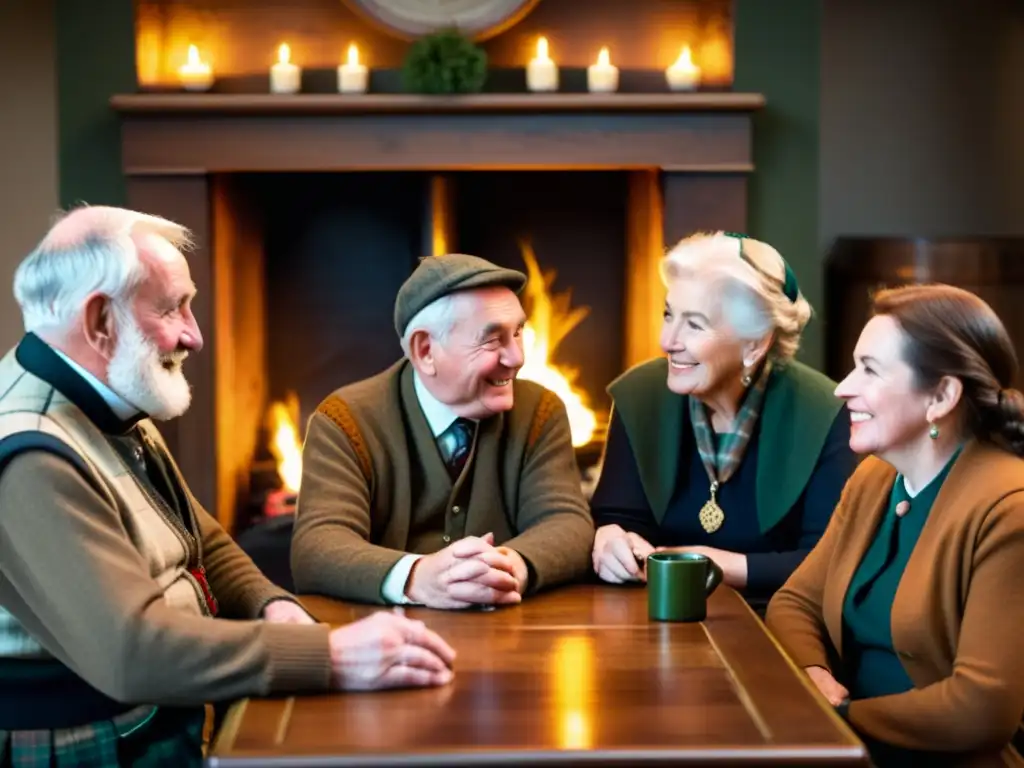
[107,313,192,421]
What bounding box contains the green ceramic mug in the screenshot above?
[646,552,724,622]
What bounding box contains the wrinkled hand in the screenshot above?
[405,533,522,609]
[805,665,849,707]
[328,610,456,691]
[494,546,530,594]
[656,545,748,588]
[592,524,655,584]
[261,599,317,625]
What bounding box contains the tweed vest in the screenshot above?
[0,344,209,661]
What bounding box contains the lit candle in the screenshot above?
[587,47,618,93]
[666,45,701,91]
[526,36,558,93]
[270,43,301,94]
[337,43,368,94]
[178,44,213,92]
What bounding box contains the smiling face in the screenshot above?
[106,233,203,420]
[660,279,748,400]
[424,286,527,419]
[834,314,935,459]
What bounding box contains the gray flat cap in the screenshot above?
[394,254,527,337]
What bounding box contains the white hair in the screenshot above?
[13,205,191,335]
[660,231,812,362]
[399,292,470,356]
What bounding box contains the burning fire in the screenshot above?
[262,246,599,493]
[517,242,598,447]
[267,392,303,494]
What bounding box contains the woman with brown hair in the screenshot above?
[767,284,1024,766]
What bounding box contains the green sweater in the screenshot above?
[843,453,959,700]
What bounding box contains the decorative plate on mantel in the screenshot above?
[340,0,542,40]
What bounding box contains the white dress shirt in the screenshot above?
[379,373,476,604]
[53,349,140,421]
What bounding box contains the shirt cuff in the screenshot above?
[380,554,424,605]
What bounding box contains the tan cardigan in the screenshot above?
[292,360,594,604]
[766,441,1024,766]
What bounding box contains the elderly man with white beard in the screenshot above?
[0,206,456,768]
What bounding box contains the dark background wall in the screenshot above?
[820,0,1024,243]
[0,0,59,352]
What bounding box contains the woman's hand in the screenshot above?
[804,665,849,707]
[656,545,748,588]
[592,524,656,583]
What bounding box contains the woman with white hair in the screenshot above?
[590,231,858,609]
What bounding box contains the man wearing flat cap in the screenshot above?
[291,254,594,609]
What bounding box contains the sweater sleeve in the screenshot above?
[588,407,661,544]
[0,451,332,706]
[746,412,857,591]
[501,394,595,593]
[291,411,406,604]
[846,493,1024,753]
[194,503,299,620]
[765,480,853,673]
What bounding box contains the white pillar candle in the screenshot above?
[270,43,301,94]
[666,45,701,91]
[526,37,558,92]
[337,43,368,94]
[587,47,618,93]
[178,44,213,92]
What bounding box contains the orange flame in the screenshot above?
[266,392,302,494]
[517,242,598,447]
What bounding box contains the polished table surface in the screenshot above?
[208,585,867,766]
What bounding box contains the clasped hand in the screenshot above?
[405,532,528,609]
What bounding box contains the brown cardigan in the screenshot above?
[291,360,595,604]
[766,440,1024,766]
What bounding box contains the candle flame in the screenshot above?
[536,36,549,60]
[597,47,610,66]
[673,45,696,68]
[277,43,291,65]
[347,43,360,66]
[178,44,211,76]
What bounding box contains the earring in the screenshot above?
[740,359,754,387]
[928,422,940,440]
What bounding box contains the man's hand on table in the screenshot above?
[593,524,655,583]
[328,610,456,690]
[404,532,524,609]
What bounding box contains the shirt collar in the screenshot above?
[51,348,140,422]
[412,371,475,437]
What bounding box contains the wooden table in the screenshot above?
[209,585,867,766]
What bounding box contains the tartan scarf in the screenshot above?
[689,360,772,488]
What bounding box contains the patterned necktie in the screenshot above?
[438,418,475,480]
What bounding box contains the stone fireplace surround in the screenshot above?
[112,91,764,532]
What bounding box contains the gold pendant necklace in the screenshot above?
[699,480,725,534]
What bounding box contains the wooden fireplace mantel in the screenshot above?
[113,91,765,529]
[111,92,765,174]
[110,92,765,115]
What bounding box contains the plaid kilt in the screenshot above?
[0,706,206,768]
